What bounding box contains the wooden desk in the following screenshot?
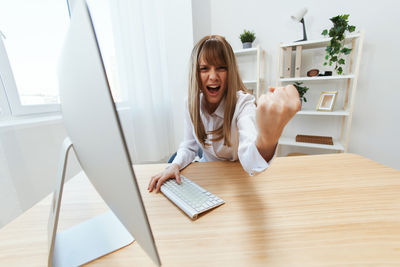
[1,153,400,266]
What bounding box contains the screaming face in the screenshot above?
[199,56,228,114]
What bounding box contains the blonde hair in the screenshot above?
[188,35,247,147]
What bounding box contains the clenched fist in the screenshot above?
[255,85,301,161]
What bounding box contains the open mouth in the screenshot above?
[206,85,221,95]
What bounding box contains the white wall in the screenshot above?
[192,0,211,44]
[192,0,400,169]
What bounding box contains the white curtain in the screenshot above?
[107,0,191,163]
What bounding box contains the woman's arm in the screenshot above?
[236,94,270,175]
[256,85,301,161]
[148,103,200,192]
[171,103,200,170]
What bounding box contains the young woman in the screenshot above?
[148,35,300,192]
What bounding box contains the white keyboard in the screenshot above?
[160,175,224,219]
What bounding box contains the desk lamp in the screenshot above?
[291,8,308,42]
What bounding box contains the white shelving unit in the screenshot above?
[234,47,258,55]
[276,31,364,155]
[280,74,354,82]
[279,137,345,151]
[234,45,265,98]
[297,110,350,116]
[280,33,361,50]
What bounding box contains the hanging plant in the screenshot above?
[321,14,356,75]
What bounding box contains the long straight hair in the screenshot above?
[188,35,247,147]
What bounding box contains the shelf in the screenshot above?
[280,33,360,50]
[297,110,350,116]
[279,136,344,151]
[243,80,257,85]
[234,47,257,55]
[280,75,354,82]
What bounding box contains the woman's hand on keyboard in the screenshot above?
[148,163,181,193]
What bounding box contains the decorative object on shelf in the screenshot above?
[322,14,356,75]
[307,69,319,77]
[291,8,308,42]
[317,71,333,76]
[317,91,338,111]
[296,134,333,145]
[239,30,256,49]
[293,82,309,103]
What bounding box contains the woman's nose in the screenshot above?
[209,68,218,80]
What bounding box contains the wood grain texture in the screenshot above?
[1,153,400,266]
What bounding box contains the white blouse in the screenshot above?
[172,91,270,175]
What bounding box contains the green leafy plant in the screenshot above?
[293,82,309,103]
[322,14,356,75]
[239,29,256,43]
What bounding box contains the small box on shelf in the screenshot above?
[295,134,333,145]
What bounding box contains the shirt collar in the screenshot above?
[200,93,225,118]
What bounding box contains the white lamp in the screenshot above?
[291,8,308,42]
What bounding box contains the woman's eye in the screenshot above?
[200,67,208,72]
[218,66,227,70]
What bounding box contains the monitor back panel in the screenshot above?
[57,0,160,264]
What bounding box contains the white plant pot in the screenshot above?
[242,42,252,49]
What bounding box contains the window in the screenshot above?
[0,0,70,115]
[0,0,122,118]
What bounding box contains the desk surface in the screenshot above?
[1,153,400,266]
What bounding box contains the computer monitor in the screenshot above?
[48,0,161,266]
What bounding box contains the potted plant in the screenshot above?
[239,29,256,49]
[293,82,309,105]
[322,14,356,75]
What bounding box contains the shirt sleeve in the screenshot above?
[236,94,271,175]
[172,103,200,170]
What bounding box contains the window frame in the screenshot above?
[0,11,63,117]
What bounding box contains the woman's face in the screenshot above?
[199,56,228,113]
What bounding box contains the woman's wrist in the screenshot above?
[256,135,278,162]
[167,163,180,171]
[256,134,277,149]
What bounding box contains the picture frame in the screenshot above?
[316,91,338,111]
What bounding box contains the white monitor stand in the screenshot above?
[47,138,134,267]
